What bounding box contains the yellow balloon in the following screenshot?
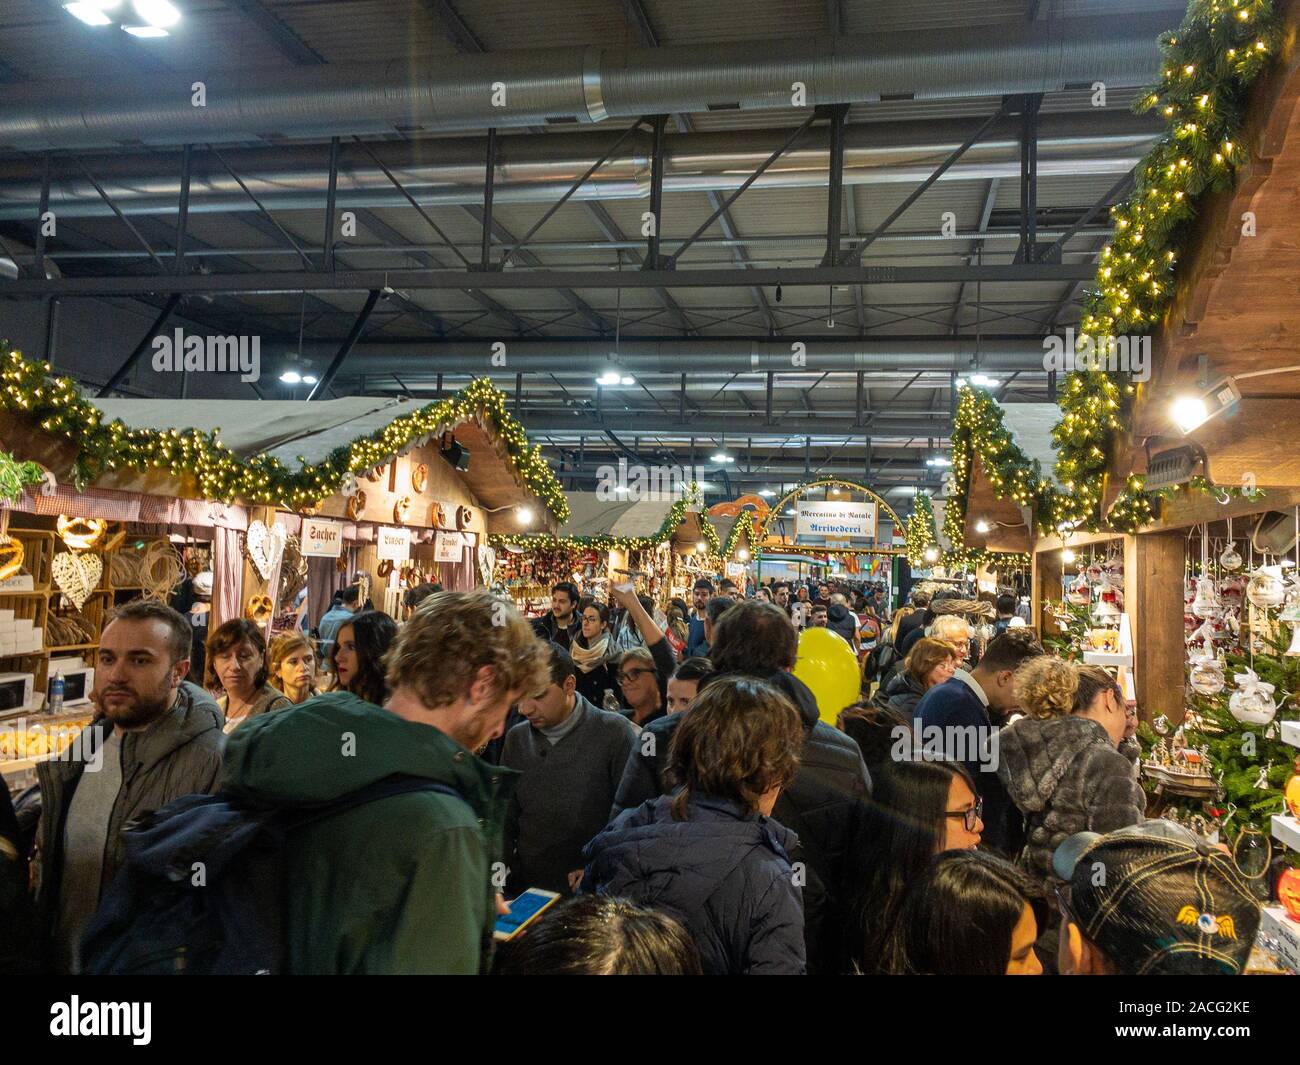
[793,627,861,725]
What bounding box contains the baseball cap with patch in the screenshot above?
[1051,820,1261,976]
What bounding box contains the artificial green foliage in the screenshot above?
[1168,627,1299,842]
[1053,0,1282,528]
[904,492,939,567]
[0,450,45,503]
[1039,598,1094,660]
[0,341,569,523]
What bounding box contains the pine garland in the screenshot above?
[0,450,45,504]
[0,341,569,523]
[1053,0,1282,528]
[905,492,939,566]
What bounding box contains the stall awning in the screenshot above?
[96,396,411,465]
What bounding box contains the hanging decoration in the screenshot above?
[904,492,939,567]
[52,550,102,611]
[245,519,287,581]
[1227,668,1278,726]
[57,515,107,552]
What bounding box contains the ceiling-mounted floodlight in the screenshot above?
[1170,376,1241,434]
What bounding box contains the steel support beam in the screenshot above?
[822,105,849,267]
[323,136,340,270]
[644,114,668,270]
[226,0,326,64]
[0,262,1098,298]
[307,290,382,401]
[479,129,498,271]
[175,144,192,277]
[1016,93,1044,263]
[97,293,183,397]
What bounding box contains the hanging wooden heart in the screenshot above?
[52,551,102,611]
[477,543,496,586]
[246,520,286,581]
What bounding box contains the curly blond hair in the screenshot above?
[384,589,549,709]
[929,614,973,642]
[1012,655,1077,718]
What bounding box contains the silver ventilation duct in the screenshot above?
[316,338,1051,377]
[0,13,1178,152]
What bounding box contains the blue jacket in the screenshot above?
[686,615,709,658]
[582,793,806,975]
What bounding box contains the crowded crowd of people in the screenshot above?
[0,568,1262,976]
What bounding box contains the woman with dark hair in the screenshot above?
[842,759,984,974]
[492,895,702,976]
[330,609,399,707]
[582,675,806,974]
[571,597,617,708]
[888,850,1045,975]
[206,619,292,733]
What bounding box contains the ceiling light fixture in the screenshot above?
[132,0,180,27]
[65,3,113,25]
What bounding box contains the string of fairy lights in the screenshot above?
[489,486,722,555]
[932,0,1281,557]
[1052,0,1279,529]
[0,343,569,523]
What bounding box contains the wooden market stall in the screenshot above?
[0,351,564,785]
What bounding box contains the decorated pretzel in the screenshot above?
[346,490,366,521]
[393,497,412,524]
[431,502,448,529]
[377,559,395,578]
[335,556,348,573]
[365,464,385,484]
[57,515,107,551]
[245,594,275,624]
[455,505,472,530]
[0,536,24,582]
[411,463,428,494]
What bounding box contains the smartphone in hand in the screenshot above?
[493,887,561,941]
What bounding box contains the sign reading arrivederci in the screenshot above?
[300,517,343,558]
[795,499,877,542]
[375,526,412,562]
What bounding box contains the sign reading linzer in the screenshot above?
[376,526,412,562]
[300,517,343,558]
[795,499,877,541]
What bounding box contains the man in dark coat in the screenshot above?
[912,629,1045,858]
[531,581,581,650]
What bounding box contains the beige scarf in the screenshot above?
[570,633,610,672]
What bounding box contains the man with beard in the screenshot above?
[36,601,225,973]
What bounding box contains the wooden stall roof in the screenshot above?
[88,393,553,520]
[1130,7,1300,485]
[962,402,1058,552]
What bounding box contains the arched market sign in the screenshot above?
[758,479,903,550]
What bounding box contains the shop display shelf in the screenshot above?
[1281,720,1300,750]
[1271,813,1300,853]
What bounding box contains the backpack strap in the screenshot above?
[282,774,468,834]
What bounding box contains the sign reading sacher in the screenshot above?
[795,499,877,541]
[300,517,343,558]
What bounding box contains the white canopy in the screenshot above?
[95,395,414,466]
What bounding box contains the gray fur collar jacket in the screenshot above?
[996,714,1146,890]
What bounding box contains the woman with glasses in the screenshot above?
[609,582,676,727]
[840,760,983,974]
[996,657,1146,971]
[887,850,1046,975]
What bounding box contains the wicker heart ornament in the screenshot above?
[246,520,287,581]
[53,551,102,611]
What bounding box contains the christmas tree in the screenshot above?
[1174,623,1299,843]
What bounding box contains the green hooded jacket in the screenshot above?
[220,691,516,975]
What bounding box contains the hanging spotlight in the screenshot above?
[516,506,534,527]
[975,519,991,534]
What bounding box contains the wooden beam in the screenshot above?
[1124,531,1186,723]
